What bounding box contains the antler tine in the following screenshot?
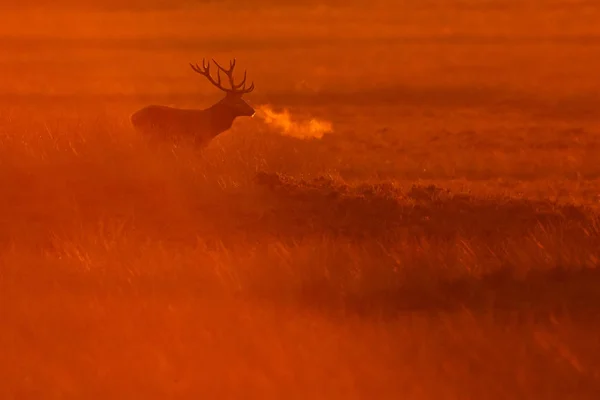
[211,59,233,74]
[232,70,247,90]
[190,58,229,92]
[243,81,255,94]
[211,58,235,88]
[190,58,253,94]
[235,71,254,94]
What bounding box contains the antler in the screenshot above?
[190,58,254,94]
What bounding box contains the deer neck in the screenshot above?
[206,101,237,136]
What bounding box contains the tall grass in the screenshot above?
[3,0,600,392]
[1,103,599,303]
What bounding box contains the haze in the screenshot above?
[1,1,600,399]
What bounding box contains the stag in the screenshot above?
[130,58,255,147]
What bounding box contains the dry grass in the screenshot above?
[2,102,600,398]
[2,1,600,399]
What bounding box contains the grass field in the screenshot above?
[1,1,600,398]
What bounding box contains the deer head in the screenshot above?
[190,58,255,117]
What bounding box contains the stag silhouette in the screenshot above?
[131,58,255,147]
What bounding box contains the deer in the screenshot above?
[130,58,255,147]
